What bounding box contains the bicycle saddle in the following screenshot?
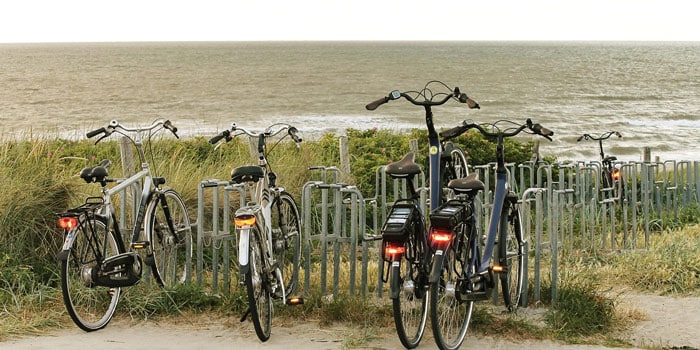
[231,165,265,184]
[385,153,421,178]
[603,156,617,163]
[447,173,485,193]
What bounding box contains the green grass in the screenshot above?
[1,133,700,345]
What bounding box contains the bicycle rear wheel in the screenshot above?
[60,216,122,331]
[270,191,301,299]
[245,224,273,341]
[499,203,525,312]
[430,230,473,350]
[147,188,193,287]
[391,237,428,349]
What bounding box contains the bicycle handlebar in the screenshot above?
[86,119,180,143]
[365,81,480,111]
[208,122,303,146]
[576,131,622,142]
[441,118,554,141]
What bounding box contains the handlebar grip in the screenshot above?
[531,123,554,140]
[288,126,303,143]
[439,124,468,140]
[86,127,106,138]
[466,97,480,109]
[365,97,389,111]
[209,132,226,144]
[163,120,179,138]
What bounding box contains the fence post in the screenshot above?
[339,135,351,182]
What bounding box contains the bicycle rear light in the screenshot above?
[612,169,621,180]
[234,215,256,227]
[383,243,406,257]
[430,229,453,244]
[58,217,78,230]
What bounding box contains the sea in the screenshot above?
[1,41,699,162]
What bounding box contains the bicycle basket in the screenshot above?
[430,200,470,230]
[381,202,418,242]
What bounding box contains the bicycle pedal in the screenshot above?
[286,296,304,306]
[131,241,150,249]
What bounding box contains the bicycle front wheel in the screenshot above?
[392,249,429,349]
[442,143,469,201]
[500,204,525,312]
[245,224,273,341]
[61,216,122,331]
[146,188,193,287]
[270,191,301,299]
[430,239,473,350]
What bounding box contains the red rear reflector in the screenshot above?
[431,230,453,243]
[58,217,78,230]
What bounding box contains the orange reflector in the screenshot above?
[58,217,78,230]
[492,265,504,273]
[287,297,304,305]
[234,215,256,227]
[132,243,146,249]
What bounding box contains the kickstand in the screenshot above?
[240,307,250,322]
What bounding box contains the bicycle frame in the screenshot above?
[479,139,510,274]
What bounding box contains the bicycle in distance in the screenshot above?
[364,80,479,349]
[56,119,193,331]
[209,122,303,342]
[577,131,624,201]
[428,118,553,350]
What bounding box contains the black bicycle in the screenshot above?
[364,81,479,349]
[577,131,624,201]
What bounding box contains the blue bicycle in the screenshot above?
[428,118,553,350]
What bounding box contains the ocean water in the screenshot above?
[1,41,699,161]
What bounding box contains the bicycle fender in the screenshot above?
[390,261,401,300]
[429,251,445,284]
[56,229,79,261]
[238,227,250,273]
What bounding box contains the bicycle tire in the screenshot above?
[146,188,193,287]
[270,191,301,299]
[61,215,122,331]
[499,203,525,312]
[442,143,469,201]
[391,235,429,349]
[430,225,473,350]
[246,223,273,341]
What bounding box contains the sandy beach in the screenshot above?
[2,291,698,350]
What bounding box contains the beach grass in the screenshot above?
[1,132,699,344]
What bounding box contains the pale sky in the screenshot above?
[1,0,698,43]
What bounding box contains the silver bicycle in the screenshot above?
[57,119,193,331]
[209,122,303,342]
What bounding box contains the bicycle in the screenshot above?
[428,118,552,350]
[56,119,193,332]
[364,81,479,349]
[577,131,624,200]
[209,122,303,342]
